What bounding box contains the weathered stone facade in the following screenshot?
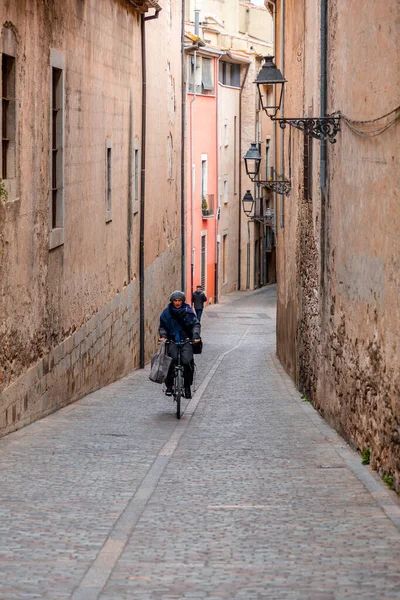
[0,281,140,436]
[272,0,400,490]
[0,0,182,435]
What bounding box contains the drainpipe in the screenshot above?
[279,0,285,230]
[271,1,278,244]
[184,41,204,299]
[214,54,223,304]
[140,8,161,369]
[189,53,196,300]
[127,91,133,284]
[238,61,250,290]
[181,0,186,291]
[320,0,328,291]
[189,10,200,300]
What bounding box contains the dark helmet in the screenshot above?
[169,290,186,303]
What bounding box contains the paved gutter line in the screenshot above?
[270,352,400,532]
[70,325,251,600]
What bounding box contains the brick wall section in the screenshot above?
[0,280,140,437]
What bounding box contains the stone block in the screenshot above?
[36,361,44,381]
[103,314,113,331]
[71,345,80,367]
[42,354,49,375]
[40,375,48,395]
[53,343,65,367]
[60,354,71,376]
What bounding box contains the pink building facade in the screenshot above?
[185,48,220,304]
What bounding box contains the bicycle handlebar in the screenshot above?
[163,339,193,346]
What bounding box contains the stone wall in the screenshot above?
[275,0,400,490]
[0,280,140,437]
[0,0,183,436]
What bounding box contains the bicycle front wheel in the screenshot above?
[175,371,182,419]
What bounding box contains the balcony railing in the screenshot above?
[202,194,215,218]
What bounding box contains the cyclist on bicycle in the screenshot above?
[158,290,201,399]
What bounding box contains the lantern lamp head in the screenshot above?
[242,190,255,217]
[255,56,286,118]
[243,142,262,180]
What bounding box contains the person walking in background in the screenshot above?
[192,285,207,322]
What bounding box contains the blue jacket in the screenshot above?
[159,303,201,343]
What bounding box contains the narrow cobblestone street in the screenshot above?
[1,286,400,600]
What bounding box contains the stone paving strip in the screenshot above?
[0,285,399,600]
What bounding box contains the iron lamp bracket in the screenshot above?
[261,179,291,196]
[273,116,340,143]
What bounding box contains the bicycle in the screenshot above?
[165,339,192,419]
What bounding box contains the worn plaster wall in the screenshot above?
[0,0,183,434]
[239,57,260,291]
[218,81,240,295]
[276,0,400,489]
[321,0,400,487]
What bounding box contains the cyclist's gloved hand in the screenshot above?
[193,338,201,343]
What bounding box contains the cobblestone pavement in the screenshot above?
[1,285,400,600]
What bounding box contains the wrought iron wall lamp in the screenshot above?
[243,143,291,196]
[242,190,275,226]
[255,56,340,143]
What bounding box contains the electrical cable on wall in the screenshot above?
[332,105,400,138]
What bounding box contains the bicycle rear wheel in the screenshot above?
[175,371,182,419]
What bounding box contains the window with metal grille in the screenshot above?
[201,234,206,290]
[2,53,16,181]
[50,66,65,237]
[303,132,313,201]
[106,140,112,222]
[49,50,65,249]
[133,145,139,215]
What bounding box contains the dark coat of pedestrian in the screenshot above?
[191,286,207,322]
[158,290,201,398]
